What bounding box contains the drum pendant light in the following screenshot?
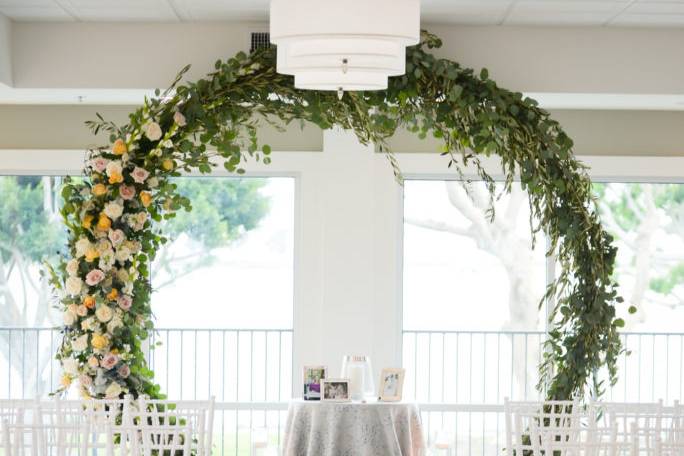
[270,0,420,97]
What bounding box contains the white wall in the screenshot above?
[3,137,684,395]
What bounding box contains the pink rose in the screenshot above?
[108,229,125,246]
[119,184,136,200]
[76,305,88,317]
[117,295,133,311]
[85,269,105,286]
[101,353,119,370]
[131,167,149,184]
[117,364,130,379]
[79,374,93,387]
[91,157,109,173]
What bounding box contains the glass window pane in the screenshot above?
[595,182,684,332]
[403,180,547,332]
[151,176,295,329]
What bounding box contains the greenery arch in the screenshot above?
[52,31,625,402]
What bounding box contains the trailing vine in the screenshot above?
[51,31,624,401]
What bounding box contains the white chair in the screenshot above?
[531,419,619,456]
[505,397,582,455]
[592,401,664,455]
[0,400,37,427]
[135,423,193,456]
[134,396,215,456]
[2,419,102,456]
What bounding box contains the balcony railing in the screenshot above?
[2,327,683,455]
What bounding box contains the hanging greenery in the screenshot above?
[50,31,625,401]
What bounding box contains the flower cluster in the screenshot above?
[53,112,187,399]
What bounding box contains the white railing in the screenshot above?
[2,327,683,455]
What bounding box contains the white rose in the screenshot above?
[63,309,77,326]
[98,250,116,272]
[96,239,112,254]
[65,276,83,296]
[95,305,113,323]
[75,238,91,258]
[147,177,159,188]
[115,246,131,263]
[145,122,162,141]
[62,358,80,376]
[104,381,123,399]
[105,160,122,177]
[107,317,123,334]
[173,111,187,127]
[123,282,134,296]
[116,269,129,283]
[66,259,80,276]
[81,317,97,332]
[71,334,89,352]
[103,201,124,220]
[108,229,125,246]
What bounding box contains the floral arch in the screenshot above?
[51,31,625,402]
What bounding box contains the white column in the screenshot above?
[0,14,12,87]
[292,128,403,395]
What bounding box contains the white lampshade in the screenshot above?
[270,0,420,92]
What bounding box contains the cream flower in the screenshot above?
[103,201,124,220]
[62,357,80,376]
[116,268,129,283]
[115,246,131,264]
[108,229,126,246]
[63,309,77,326]
[87,356,100,369]
[85,269,105,286]
[75,238,92,258]
[95,305,113,323]
[145,122,162,141]
[81,317,97,332]
[72,334,89,352]
[98,252,115,272]
[76,305,88,317]
[107,317,123,334]
[104,382,123,399]
[105,160,122,177]
[131,167,150,184]
[65,276,83,296]
[173,111,187,127]
[66,259,80,276]
[147,177,159,188]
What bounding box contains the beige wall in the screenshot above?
[1,105,682,156]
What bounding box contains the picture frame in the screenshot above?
[321,378,351,402]
[303,365,327,400]
[378,368,405,402]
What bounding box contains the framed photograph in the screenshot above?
[378,368,405,402]
[303,365,327,400]
[321,378,351,402]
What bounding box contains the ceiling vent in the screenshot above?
[250,32,271,53]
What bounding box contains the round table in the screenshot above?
[282,400,426,456]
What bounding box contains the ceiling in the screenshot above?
[0,0,683,27]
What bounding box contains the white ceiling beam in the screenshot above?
[0,13,12,87]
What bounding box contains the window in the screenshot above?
[0,175,65,398]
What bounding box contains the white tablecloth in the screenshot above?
[282,400,426,456]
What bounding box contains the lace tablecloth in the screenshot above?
[282,400,426,456]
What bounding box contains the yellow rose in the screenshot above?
[85,247,100,263]
[60,374,72,388]
[82,214,94,229]
[97,214,112,231]
[106,288,118,301]
[140,191,152,208]
[91,334,108,350]
[162,159,175,171]
[92,183,107,196]
[108,172,124,185]
[83,295,96,309]
[112,138,127,155]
